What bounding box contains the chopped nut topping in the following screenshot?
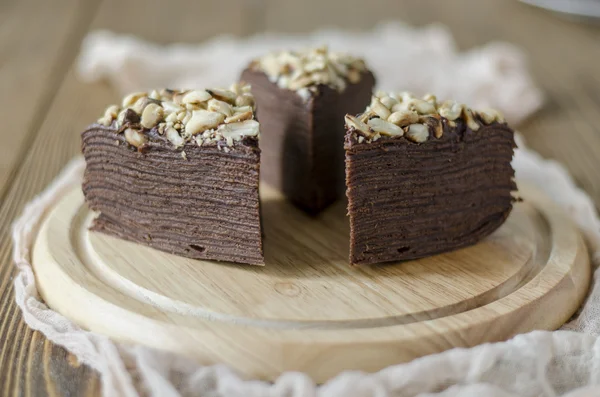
[96,83,259,150]
[124,128,147,148]
[207,99,233,117]
[182,90,212,104]
[122,92,145,108]
[185,110,226,135]
[405,124,429,143]
[165,127,185,147]
[250,46,368,101]
[225,111,253,123]
[388,110,418,127]
[367,118,404,136]
[219,120,260,140]
[344,115,371,137]
[140,103,164,129]
[345,90,506,144]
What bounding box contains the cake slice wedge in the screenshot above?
[82,84,263,265]
[344,91,517,265]
[241,46,375,214]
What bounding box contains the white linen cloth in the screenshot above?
[12,22,600,397]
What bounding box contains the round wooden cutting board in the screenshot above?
[32,184,590,382]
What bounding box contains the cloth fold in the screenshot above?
[12,22,600,397]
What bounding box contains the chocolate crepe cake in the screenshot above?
[344,91,517,265]
[241,47,375,214]
[82,84,264,265]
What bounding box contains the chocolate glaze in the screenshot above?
[241,69,375,214]
[81,125,263,265]
[345,118,517,265]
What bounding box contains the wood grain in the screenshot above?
[32,183,590,382]
[0,0,599,395]
[0,0,93,195]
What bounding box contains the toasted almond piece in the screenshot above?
[412,99,436,115]
[124,128,147,147]
[379,96,397,109]
[162,101,181,114]
[206,88,237,104]
[405,124,429,143]
[391,102,409,113]
[387,110,419,126]
[208,98,233,117]
[140,103,164,128]
[122,92,146,108]
[182,112,192,125]
[438,101,463,121]
[165,112,179,123]
[225,111,253,123]
[233,105,253,113]
[149,90,160,100]
[478,108,505,124]
[133,97,153,115]
[165,127,185,147]
[358,135,365,144]
[357,112,371,123]
[185,110,225,135]
[374,90,387,99]
[182,90,212,104]
[344,114,371,135]
[219,120,260,140]
[462,107,480,131]
[367,118,404,136]
[228,82,252,95]
[235,93,255,108]
[229,83,245,95]
[423,93,437,106]
[98,104,118,125]
[97,116,112,126]
[370,97,391,119]
[104,104,119,118]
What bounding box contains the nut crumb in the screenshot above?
[251,47,367,100]
[181,151,187,160]
[98,84,259,149]
[346,91,501,144]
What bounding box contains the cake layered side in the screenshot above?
[241,47,375,214]
[82,85,264,265]
[345,92,516,265]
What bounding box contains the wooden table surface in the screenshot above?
[0,0,598,395]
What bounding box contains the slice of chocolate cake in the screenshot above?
[345,91,517,265]
[241,46,375,214]
[82,84,264,265]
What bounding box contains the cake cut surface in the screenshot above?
[242,46,375,214]
[345,91,517,265]
[82,84,264,265]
